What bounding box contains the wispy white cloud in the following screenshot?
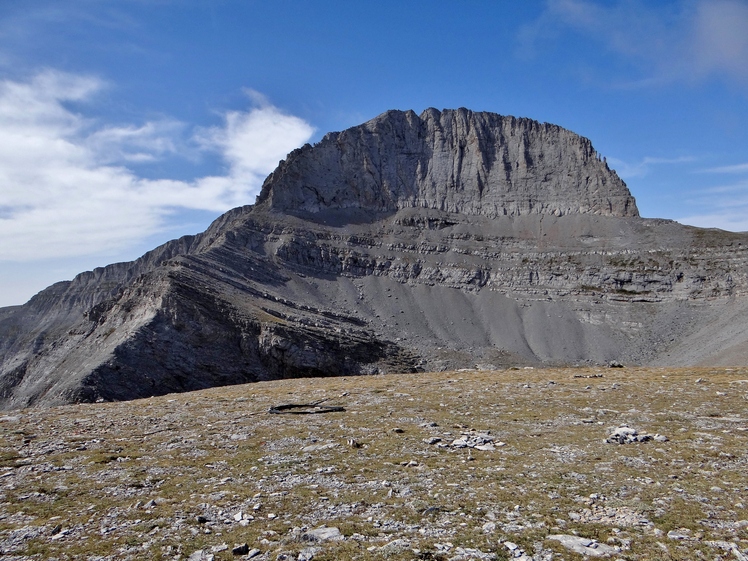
[699,179,748,194]
[678,212,748,232]
[678,175,748,231]
[0,71,314,261]
[194,89,314,199]
[607,155,694,179]
[701,162,748,174]
[692,0,748,83]
[522,0,748,89]
[85,120,185,164]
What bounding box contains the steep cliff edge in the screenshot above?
[1,109,746,409]
[258,108,637,219]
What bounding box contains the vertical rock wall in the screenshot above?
[259,108,638,219]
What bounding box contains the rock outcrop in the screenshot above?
[1,108,747,409]
[260,108,638,219]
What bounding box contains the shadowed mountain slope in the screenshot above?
[1,108,747,409]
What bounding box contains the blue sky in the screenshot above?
[1,0,748,306]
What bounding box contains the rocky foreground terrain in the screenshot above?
[3,108,748,409]
[1,367,747,560]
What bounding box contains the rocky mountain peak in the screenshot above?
[8,109,748,412]
[257,108,638,219]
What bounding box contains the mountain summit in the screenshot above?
[259,108,638,219]
[1,109,746,409]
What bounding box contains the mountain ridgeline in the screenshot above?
[1,108,747,409]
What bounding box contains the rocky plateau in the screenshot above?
[1,367,746,560]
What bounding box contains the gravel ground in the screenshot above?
[1,367,747,560]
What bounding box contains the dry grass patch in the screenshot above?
[0,366,747,559]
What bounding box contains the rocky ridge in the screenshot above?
[1,108,748,409]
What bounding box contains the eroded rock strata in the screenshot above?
[1,108,747,409]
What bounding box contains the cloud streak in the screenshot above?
[678,207,748,232]
[0,71,314,261]
[692,0,748,83]
[607,155,695,179]
[522,0,748,89]
[678,165,748,231]
[701,162,748,174]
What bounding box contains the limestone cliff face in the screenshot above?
[259,108,638,219]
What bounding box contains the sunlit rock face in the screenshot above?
[259,108,638,219]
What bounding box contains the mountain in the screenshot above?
[2,108,748,409]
